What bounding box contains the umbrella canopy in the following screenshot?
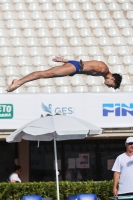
[6,115,102,200]
[6,115,102,143]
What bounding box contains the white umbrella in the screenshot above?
[6,114,102,200]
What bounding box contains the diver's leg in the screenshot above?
[6,63,76,92]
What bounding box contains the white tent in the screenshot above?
[6,114,102,200]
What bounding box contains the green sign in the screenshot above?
[0,104,13,119]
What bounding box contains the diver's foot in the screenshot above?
[6,79,20,92]
[52,56,64,62]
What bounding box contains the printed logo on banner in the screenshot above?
[103,103,133,116]
[42,103,74,115]
[0,104,13,119]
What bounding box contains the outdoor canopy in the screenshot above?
[6,114,103,200]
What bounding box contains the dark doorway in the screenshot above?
[0,141,17,182]
[29,139,125,181]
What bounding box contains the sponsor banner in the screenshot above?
[0,104,13,119]
[0,93,133,129]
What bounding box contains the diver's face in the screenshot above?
[104,77,115,88]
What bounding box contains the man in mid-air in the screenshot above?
[6,56,122,92]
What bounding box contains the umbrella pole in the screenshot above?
[54,138,60,200]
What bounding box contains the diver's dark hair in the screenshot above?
[13,164,21,172]
[112,73,122,89]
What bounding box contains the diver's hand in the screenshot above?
[52,56,69,63]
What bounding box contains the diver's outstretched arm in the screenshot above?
[52,56,69,63]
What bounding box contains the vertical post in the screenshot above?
[54,138,60,200]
